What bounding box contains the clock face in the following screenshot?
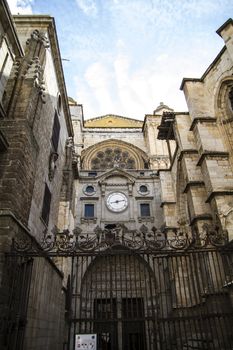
[106,192,128,212]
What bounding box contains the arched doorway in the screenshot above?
[70,247,158,350]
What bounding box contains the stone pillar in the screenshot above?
[174,114,213,233]
[143,115,170,170]
[159,170,177,231]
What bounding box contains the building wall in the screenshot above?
[180,19,233,239]
[0,3,233,349]
[71,104,172,236]
[0,5,74,350]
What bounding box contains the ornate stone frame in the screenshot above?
[81,139,149,170]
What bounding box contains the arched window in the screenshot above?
[81,140,149,170]
[229,86,233,111]
[217,80,233,159]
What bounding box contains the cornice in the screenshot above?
[216,18,233,36]
[206,190,233,203]
[197,151,229,166]
[160,201,176,208]
[180,46,226,90]
[183,181,205,193]
[189,117,217,131]
[177,149,198,162]
[80,197,99,200]
[190,214,213,225]
[135,196,154,200]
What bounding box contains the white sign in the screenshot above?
[75,334,97,350]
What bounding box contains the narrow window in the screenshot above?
[51,111,60,152]
[84,204,94,218]
[140,203,150,217]
[41,184,51,225]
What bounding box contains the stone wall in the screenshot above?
[25,258,66,350]
[180,19,233,238]
[0,8,74,350]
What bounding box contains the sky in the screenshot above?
[7,0,233,120]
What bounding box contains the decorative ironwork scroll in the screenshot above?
[10,223,229,257]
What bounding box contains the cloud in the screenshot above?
[75,34,221,119]
[7,0,33,14]
[80,61,119,116]
[75,0,97,16]
[66,0,232,119]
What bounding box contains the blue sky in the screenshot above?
[8,0,233,119]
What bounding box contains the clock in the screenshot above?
[106,192,128,212]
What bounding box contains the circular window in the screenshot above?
[84,185,96,196]
[139,185,148,193]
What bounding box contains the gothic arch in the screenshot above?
[76,248,158,346]
[216,77,233,117]
[81,139,149,170]
[216,77,233,159]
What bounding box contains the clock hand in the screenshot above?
[110,199,126,204]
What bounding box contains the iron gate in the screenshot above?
[5,224,233,350]
[69,247,233,350]
[0,256,33,350]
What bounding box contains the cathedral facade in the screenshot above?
[0,1,233,349]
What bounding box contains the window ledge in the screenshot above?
[138,216,154,223]
[81,217,97,224]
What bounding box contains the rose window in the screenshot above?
[90,147,136,170]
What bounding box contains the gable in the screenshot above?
[97,167,136,184]
[84,114,143,128]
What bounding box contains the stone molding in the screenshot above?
[183,181,205,193]
[177,149,198,161]
[206,190,233,203]
[160,201,176,208]
[190,214,213,225]
[81,138,149,170]
[189,117,217,131]
[80,197,99,201]
[197,151,229,166]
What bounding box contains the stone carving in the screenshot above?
[150,156,170,169]
[24,57,46,102]
[26,29,50,49]
[65,137,74,164]
[48,152,59,181]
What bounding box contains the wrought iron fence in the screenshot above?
[68,246,233,350]
[3,223,233,350]
[0,256,33,350]
[10,223,229,257]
